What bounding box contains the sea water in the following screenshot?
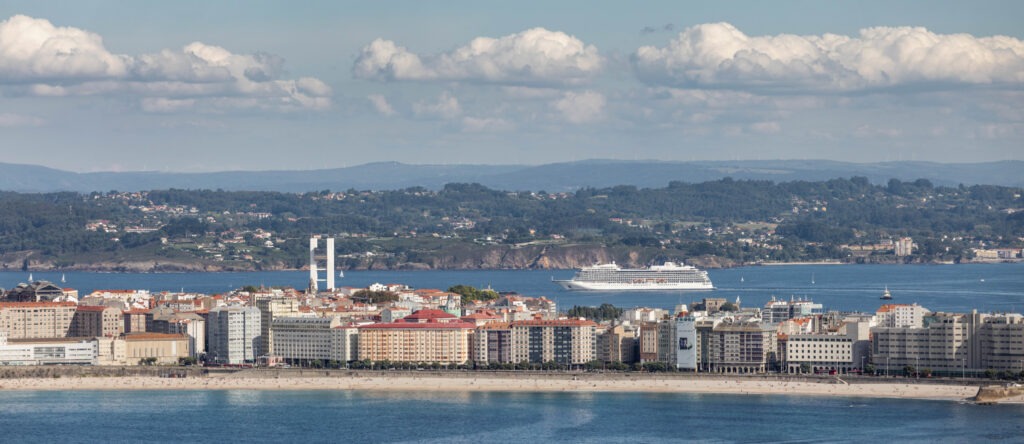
[3,263,1022,313]
[0,390,1021,443]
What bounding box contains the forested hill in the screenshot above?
[1,177,1021,272]
[1,159,1022,193]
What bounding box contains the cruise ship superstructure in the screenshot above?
[553,262,714,291]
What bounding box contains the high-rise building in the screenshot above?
[206,305,261,365]
[358,309,474,365]
[255,296,302,357]
[895,237,914,256]
[509,319,597,366]
[70,305,124,338]
[0,302,76,339]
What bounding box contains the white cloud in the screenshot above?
[0,14,129,81]
[461,116,515,132]
[354,28,602,85]
[367,94,396,116]
[633,22,1024,92]
[553,90,606,123]
[749,121,781,134]
[0,15,331,112]
[413,91,462,119]
[0,112,45,127]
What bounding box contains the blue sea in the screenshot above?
[1,264,1023,441]
[3,263,1022,313]
[0,390,1021,443]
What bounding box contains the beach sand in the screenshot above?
[0,373,986,402]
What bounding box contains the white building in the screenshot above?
[0,334,98,365]
[875,303,930,328]
[206,305,261,365]
[272,316,340,364]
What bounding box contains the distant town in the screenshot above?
[2,242,1022,382]
[1,177,1021,273]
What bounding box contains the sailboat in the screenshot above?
[61,273,66,284]
[880,286,893,300]
[740,276,744,283]
[28,273,33,282]
[811,273,815,285]
[339,270,344,278]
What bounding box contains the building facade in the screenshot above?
[206,305,261,365]
[358,310,474,365]
[70,305,124,338]
[0,302,76,339]
[509,319,597,366]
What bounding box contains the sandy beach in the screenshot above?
[0,372,999,402]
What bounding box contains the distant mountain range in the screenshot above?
[1,159,1021,193]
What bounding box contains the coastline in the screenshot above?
[0,372,1006,403]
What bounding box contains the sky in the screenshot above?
[0,1,1022,172]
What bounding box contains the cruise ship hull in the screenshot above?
[553,280,714,291]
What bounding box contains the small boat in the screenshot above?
[880,286,893,300]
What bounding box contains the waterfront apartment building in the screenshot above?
[70,305,124,338]
[0,302,76,339]
[763,298,823,324]
[509,319,597,366]
[783,320,871,374]
[206,305,261,365]
[875,303,929,328]
[704,318,777,373]
[894,237,914,257]
[358,310,474,365]
[472,322,512,365]
[596,323,637,364]
[872,311,976,376]
[978,314,1024,372]
[255,295,302,357]
[271,316,346,364]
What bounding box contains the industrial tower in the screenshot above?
[308,236,335,293]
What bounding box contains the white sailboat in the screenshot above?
[811,273,815,285]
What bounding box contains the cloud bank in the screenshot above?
[354,28,602,85]
[0,15,331,111]
[633,22,1024,92]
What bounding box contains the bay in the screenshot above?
[2,263,1022,313]
[0,390,1020,443]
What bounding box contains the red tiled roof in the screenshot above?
[76,305,113,312]
[512,319,598,327]
[0,302,77,308]
[403,309,457,321]
[360,321,475,330]
[123,332,187,341]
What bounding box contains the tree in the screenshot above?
[178,356,198,366]
[799,362,811,374]
[351,290,398,304]
[719,302,738,312]
[447,285,499,303]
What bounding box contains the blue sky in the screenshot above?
[0,1,1021,172]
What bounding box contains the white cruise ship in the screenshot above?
[553,262,714,291]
